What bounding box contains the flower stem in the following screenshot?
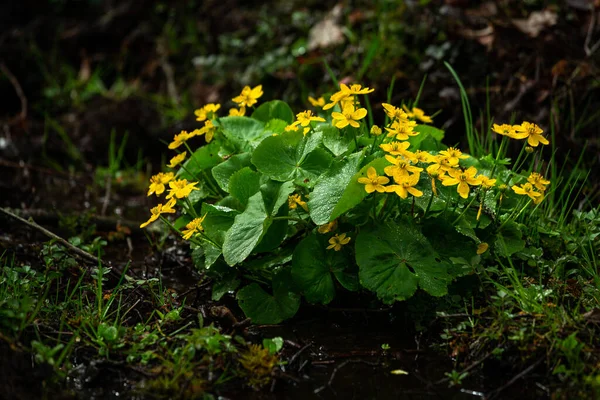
[423,190,435,218]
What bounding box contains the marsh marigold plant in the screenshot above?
[138,80,553,325]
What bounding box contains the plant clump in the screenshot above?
[140,79,553,325]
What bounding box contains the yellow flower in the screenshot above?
[385,119,418,140]
[492,123,516,137]
[323,83,373,110]
[194,103,221,122]
[232,85,263,108]
[527,172,550,192]
[308,96,325,108]
[229,106,246,116]
[357,167,390,193]
[414,150,433,163]
[188,128,203,138]
[478,175,497,189]
[327,233,351,251]
[140,198,176,228]
[382,103,409,121]
[513,122,549,147]
[342,83,375,95]
[441,166,481,199]
[476,242,489,255]
[426,166,441,196]
[402,105,433,124]
[288,194,308,212]
[284,124,309,135]
[383,155,423,179]
[167,152,186,168]
[331,104,368,129]
[512,182,543,201]
[386,173,423,199]
[168,130,191,150]
[370,125,382,136]
[181,215,206,240]
[438,147,469,167]
[147,172,175,196]
[293,110,325,127]
[318,220,338,234]
[165,179,199,200]
[380,141,412,157]
[198,120,217,142]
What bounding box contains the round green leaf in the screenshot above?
[251,100,294,124]
[292,233,350,304]
[211,153,252,192]
[356,221,451,304]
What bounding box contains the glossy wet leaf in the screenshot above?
[211,153,252,192]
[356,221,451,303]
[222,192,270,265]
[228,167,261,207]
[251,130,331,185]
[251,100,294,124]
[177,141,223,180]
[292,233,352,304]
[308,154,388,225]
[222,181,293,265]
[200,203,240,246]
[218,116,268,151]
[319,125,354,156]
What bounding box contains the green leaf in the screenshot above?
[421,217,478,262]
[408,125,445,151]
[222,192,270,265]
[237,268,300,324]
[211,153,252,192]
[251,131,331,185]
[319,125,354,156]
[200,203,239,246]
[308,153,362,225]
[229,167,261,207]
[251,100,294,124]
[262,337,284,354]
[264,119,289,135]
[292,233,351,304]
[218,116,269,151]
[212,271,240,301]
[178,142,223,180]
[495,220,525,257]
[308,154,388,225]
[260,180,295,215]
[356,221,451,303]
[191,241,222,270]
[254,181,294,253]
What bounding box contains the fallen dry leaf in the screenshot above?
[512,10,558,38]
[307,4,345,51]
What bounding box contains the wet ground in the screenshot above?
[0,163,550,400]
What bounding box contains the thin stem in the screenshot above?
[452,195,478,225]
[490,136,508,178]
[423,189,435,218]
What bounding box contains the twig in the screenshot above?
[313,359,379,394]
[0,62,27,125]
[0,207,119,277]
[487,357,543,400]
[288,342,312,367]
[2,207,142,232]
[434,351,493,385]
